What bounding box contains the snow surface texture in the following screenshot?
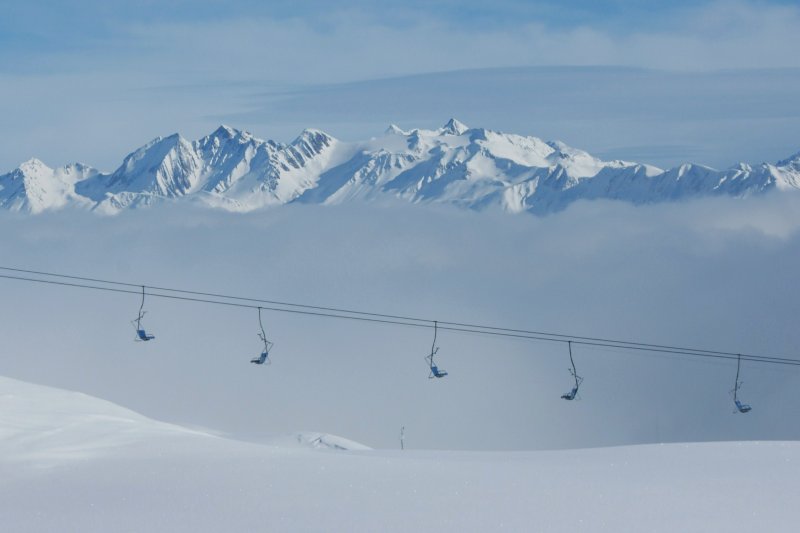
[1,375,798,532]
[1,119,798,214]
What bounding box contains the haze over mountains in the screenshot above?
[2,119,798,215]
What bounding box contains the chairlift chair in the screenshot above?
[426,321,447,379]
[561,387,579,401]
[561,341,582,400]
[429,364,448,379]
[132,286,155,342]
[251,307,273,366]
[136,329,155,342]
[735,399,752,413]
[251,338,273,365]
[251,349,270,365]
[731,354,752,414]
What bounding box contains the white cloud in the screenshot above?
[9,1,800,82]
[109,1,800,80]
[2,0,799,171]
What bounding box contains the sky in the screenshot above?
[1,0,799,171]
[1,195,800,450]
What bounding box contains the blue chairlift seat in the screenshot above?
[735,399,752,413]
[251,350,269,365]
[136,329,155,341]
[430,365,448,378]
[561,387,578,401]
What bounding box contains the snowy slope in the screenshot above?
[1,375,798,532]
[3,120,800,214]
[0,375,213,464]
[0,376,366,463]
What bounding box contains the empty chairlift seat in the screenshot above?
[251,350,269,365]
[561,387,578,401]
[732,354,752,414]
[561,341,582,401]
[251,307,273,366]
[426,321,448,379]
[136,329,155,341]
[132,286,155,342]
[429,365,448,379]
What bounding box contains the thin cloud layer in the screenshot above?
[1,1,799,171]
[4,1,800,75]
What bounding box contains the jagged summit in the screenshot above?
[210,124,239,139]
[19,157,49,171]
[440,118,469,135]
[1,122,799,215]
[293,128,333,144]
[385,124,407,135]
[777,150,800,167]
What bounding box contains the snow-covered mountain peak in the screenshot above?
[206,124,256,143]
[18,157,51,174]
[546,140,585,157]
[440,118,469,136]
[117,133,193,175]
[293,128,333,144]
[290,129,335,159]
[199,126,260,153]
[211,124,239,139]
[385,124,408,135]
[0,157,97,213]
[777,150,800,168]
[3,121,800,215]
[121,133,185,161]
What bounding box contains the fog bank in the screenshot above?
[1,194,799,450]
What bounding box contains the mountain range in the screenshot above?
[2,119,798,215]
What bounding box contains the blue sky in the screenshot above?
[1,0,799,170]
[0,0,744,43]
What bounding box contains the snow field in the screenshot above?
[1,376,797,532]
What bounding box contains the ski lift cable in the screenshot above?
[0,264,792,363]
[0,272,797,368]
[0,271,796,367]
[1,271,799,368]
[0,273,426,326]
[1,264,796,364]
[0,265,433,324]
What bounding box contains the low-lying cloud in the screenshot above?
[1,194,799,450]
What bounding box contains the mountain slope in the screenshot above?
[0,159,96,213]
[3,120,799,215]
